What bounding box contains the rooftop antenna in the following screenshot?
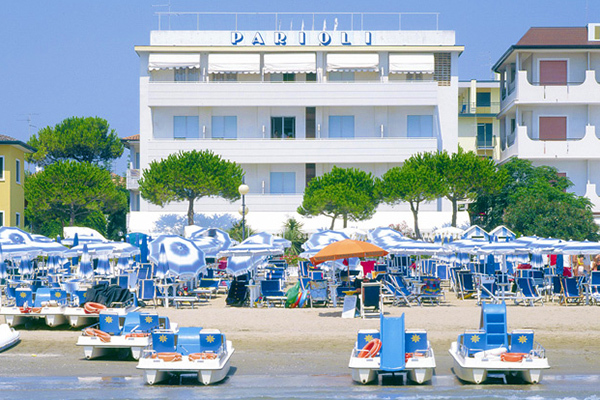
[153,1,172,30]
[18,113,39,137]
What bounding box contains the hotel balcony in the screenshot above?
[501,70,600,110]
[145,136,439,164]
[500,125,600,162]
[127,168,140,190]
[146,81,440,107]
[458,101,500,116]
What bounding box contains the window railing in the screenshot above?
[458,102,500,114]
[476,139,494,149]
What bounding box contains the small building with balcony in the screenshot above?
[128,12,465,233]
[493,24,600,220]
[458,79,501,159]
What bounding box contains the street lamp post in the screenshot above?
[238,183,250,241]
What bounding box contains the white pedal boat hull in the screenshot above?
[137,341,234,385]
[0,306,67,327]
[0,324,20,352]
[76,335,151,360]
[449,342,549,384]
[348,349,436,385]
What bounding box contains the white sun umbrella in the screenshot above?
[528,238,564,254]
[189,228,232,257]
[217,232,286,258]
[189,235,221,259]
[63,243,116,258]
[18,257,34,276]
[0,244,7,279]
[0,226,34,245]
[367,227,410,251]
[109,242,141,258]
[149,235,207,280]
[225,255,267,277]
[302,230,350,251]
[477,240,530,273]
[388,240,447,255]
[555,240,600,255]
[78,244,94,279]
[154,244,169,279]
[116,256,130,274]
[96,253,112,276]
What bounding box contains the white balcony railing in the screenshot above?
[127,169,140,190]
[145,137,439,164]
[500,125,600,161]
[146,81,440,107]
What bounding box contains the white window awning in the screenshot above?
[208,54,261,74]
[148,54,200,70]
[389,54,435,74]
[263,53,316,74]
[326,53,379,72]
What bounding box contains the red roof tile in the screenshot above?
[516,27,600,47]
[122,134,140,141]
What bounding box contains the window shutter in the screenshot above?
[540,61,567,85]
[539,117,567,140]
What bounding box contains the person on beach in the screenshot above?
[592,254,600,271]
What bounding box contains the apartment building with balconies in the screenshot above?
[127,13,464,233]
[493,24,600,221]
[458,79,501,159]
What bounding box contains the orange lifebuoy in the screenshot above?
[152,352,183,362]
[358,339,382,358]
[19,307,31,314]
[32,307,42,313]
[84,302,107,314]
[405,352,425,362]
[125,332,150,338]
[84,328,111,343]
[188,352,218,361]
[501,352,527,362]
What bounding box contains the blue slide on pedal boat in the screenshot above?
[136,327,234,385]
[76,311,175,360]
[349,313,436,384]
[448,302,549,384]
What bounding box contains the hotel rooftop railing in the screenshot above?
[154,12,440,32]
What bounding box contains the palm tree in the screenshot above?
[281,217,307,256]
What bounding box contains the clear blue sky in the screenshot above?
[1,0,598,173]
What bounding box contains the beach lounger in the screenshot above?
[138,279,157,308]
[360,282,382,319]
[560,277,584,306]
[590,271,600,305]
[515,277,543,307]
[384,275,421,307]
[260,279,287,307]
[457,271,476,300]
[194,279,220,300]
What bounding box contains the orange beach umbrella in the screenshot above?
[310,239,388,265]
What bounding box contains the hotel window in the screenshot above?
[211,116,237,139]
[306,73,317,82]
[329,71,355,81]
[15,159,21,184]
[134,152,140,169]
[305,163,316,187]
[212,73,237,82]
[407,115,434,137]
[270,73,296,82]
[328,116,355,138]
[539,60,567,85]
[539,116,567,140]
[270,172,296,194]
[174,68,199,82]
[476,92,491,107]
[477,123,493,148]
[15,212,20,227]
[271,117,295,139]
[173,116,200,139]
[131,193,140,212]
[0,156,4,180]
[0,211,4,227]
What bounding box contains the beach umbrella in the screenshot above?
[556,240,600,255]
[149,235,207,279]
[556,254,564,275]
[477,241,529,255]
[310,239,388,265]
[116,256,130,274]
[0,226,34,244]
[190,228,232,256]
[225,255,266,277]
[531,253,544,269]
[140,235,149,263]
[78,244,94,279]
[528,238,563,254]
[154,244,169,279]
[18,257,34,276]
[217,232,285,258]
[189,235,221,258]
[303,230,349,251]
[0,244,7,279]
[96,254,111,276]
[367,227,409,251]
[389,240,447,256]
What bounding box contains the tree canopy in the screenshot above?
[26,116,124,167]
[297,166,379,229]
[436,148,501,226]
[24,161,127,238]
[469,158,599,240]
[378,152,443,238]
[139,150,244,225]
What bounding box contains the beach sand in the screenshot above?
[2,294,600,378]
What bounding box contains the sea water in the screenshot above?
[1,373,599,400]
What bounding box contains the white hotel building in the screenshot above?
[493,24,600,223]
[126,13,465,234]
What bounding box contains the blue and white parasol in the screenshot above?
[154,243,169,279]
[96,253,112,276]
[149,235,206,279]
[78,244,94,279]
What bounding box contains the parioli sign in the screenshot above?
[231,31,373,46]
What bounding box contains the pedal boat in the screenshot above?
[349,313,435,385]
[137,328,234,385]
[0,288,68,327]
[448,302,550,384]
[64,301,138,328]
[76,311,173,360]
[0,323,20,352]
